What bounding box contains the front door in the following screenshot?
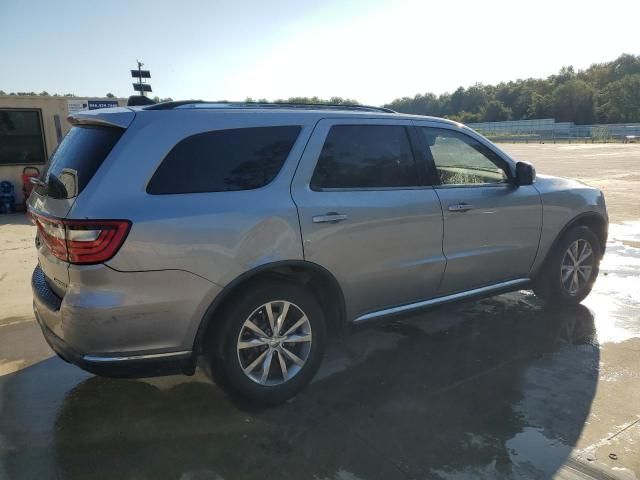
[413,123,542,295]
[291,119,446,320]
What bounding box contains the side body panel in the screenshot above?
[436,185,542,294]
[434,184,542,293]
[413,120,543,294]
[72,110,313,287]
[53,110,315,355]
[291,118,446,320]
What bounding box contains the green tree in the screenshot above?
[384,54,640,124]
[528,93,552,119]
[551,79,595,123]
[449,111,482,124]
[105,92,115,98]
[268,96,360,105]
[449,85,489,114]
[551,65,576,87]
[328,96,359,105]
[481,100,511,122]
[595,74,640,123]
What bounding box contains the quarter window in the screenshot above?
[420,128,509,186]
[147,126,301,194]
[311,125,418,189]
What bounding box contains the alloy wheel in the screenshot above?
[560,239,594,295]
[236,300,312,386]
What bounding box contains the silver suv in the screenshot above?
[29,102,608,403]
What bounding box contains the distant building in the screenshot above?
[0,95,127,204]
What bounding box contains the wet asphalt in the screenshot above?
[0,221,639,480]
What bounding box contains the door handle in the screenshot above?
[448,203,473,212]
[312,212,348,224]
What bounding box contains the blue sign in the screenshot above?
[88,100,119,110]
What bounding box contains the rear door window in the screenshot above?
[310,125,418,190]
[39,125,123,199]
[147,126,301,194]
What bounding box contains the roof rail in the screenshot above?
[145,100,204,110]
[144,100,396,114]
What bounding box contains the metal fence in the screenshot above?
[467,118,640,143]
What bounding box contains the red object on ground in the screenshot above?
[21,167,40,207]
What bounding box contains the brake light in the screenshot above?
[31,212,131,265]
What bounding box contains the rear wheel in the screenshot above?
[533,225,601,305]
[207,280,326,404]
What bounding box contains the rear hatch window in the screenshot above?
[37,125,123,199]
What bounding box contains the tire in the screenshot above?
[533,225,601,305]
[206,279,326,405]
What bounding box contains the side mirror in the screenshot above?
[515,161,536,186]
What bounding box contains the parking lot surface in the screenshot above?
[502,143,640,222]
[1,144,639,479]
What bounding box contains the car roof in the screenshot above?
[134,101,460,126]
[69,101,462,129]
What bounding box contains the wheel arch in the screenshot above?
[544,211,608,266]
[193,260,348,355]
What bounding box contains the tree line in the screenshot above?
[383,54,640,125]
[251,54,640,125]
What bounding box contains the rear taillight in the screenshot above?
[31,212,131,265]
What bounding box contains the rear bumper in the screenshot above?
[34,306,196,377]
[32,265,197,378]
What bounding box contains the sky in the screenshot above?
[0,0,638,106]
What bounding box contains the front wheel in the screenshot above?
[207,280,326,405]
[533,225,601,305]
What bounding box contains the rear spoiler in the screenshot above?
[67,107,135,129]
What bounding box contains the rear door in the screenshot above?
[28,123,126,297]
[291,118,446,321]
[413,122,542,294]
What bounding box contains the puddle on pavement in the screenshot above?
[584,221,640,344]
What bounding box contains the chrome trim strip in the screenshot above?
[354,278,529,323]
[83,351,192,363]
